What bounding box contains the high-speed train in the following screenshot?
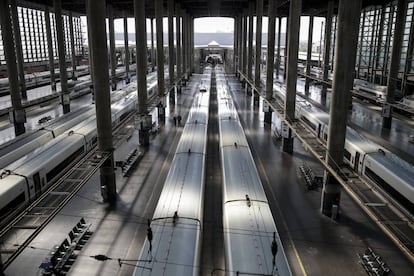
[273,83,414,214]
[218,69,292,275]
[0,71,160,169]
[0,65,90,96]
[134,67,211,276]
[0,64,139,96]
[0,76,158,225]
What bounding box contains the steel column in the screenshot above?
[54,0,70,113]
[168,0,175,87]
[321,0,362,217]
[69,12,77,80]
[247,0,254,84]
[322,1,334,101]
[108,6,117,90]
[254,0,263,89]
[86,0,116,204]
[0,0,26,136]
[124,13,130,83]
[305,15,314,94]
[10,0,27,99]
[283,0,301,154]
[176,5,182,82]
[155,0,166,122]
[45,7,56,91]
[383,0,408,129]
[264,0,276,124]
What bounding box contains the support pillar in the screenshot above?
[108,6,117,90]
[155,0,166,122]
[383,0,408,129]
[124,13,130,83]
[134,0,150,146]
[150,18,155,71]
[321,0,361,217]
[236,15,242,76]
[233,16,238,74]
[190,17,194,76]
[182,13,187,82]
[242,12,248,81]
[10,0,26,99]
[265,0,276,125]
[86,0,116,204]
[0,0,26,136]
[69,12,77,80]
[176,5,182,90]
[254,0,263,105]
[86,8,95,100]
[45,7,56,91]
[247,0,254,87]
[276,16,282,80]
[305,15,314,95]
[283,0,301,154]
[284,16,289,80]
[321,1,334,102]
[168,0,175,96]
[54,0,70,114]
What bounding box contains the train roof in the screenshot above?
[221,147,268,203]
[223,201,292,276]
[176,124,208,155]
[367,151,414,185]
[345,126,381,153]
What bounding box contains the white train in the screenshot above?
[0,73,160,170]
[0,65,90,96]
[353,79,387,99]
[134,68,211,276]
[274,85,414,214]
[217,69,292,275]
[0,77,158,226]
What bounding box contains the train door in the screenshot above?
[33,173,41,198]
[354,152,360,172]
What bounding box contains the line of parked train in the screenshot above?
[134,66,212,275]
[217,69,291,275]
[273,82,414,215]
[0,64,138,98]
[0,76,158,227]
[0,65,90,96]
[135,67,292,275]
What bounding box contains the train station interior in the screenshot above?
[0,0,414,275]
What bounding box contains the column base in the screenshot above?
[100,158,117,205]
[139,129,150,146]
[382,116,392,129]
[321,172,341,218]
[282,136,294,154]
[158,106,166,123]
[264,111,272,124]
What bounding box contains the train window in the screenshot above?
[365,167,414,214]
[46,147,84,182]
[324,133,328,141]
[344,149,351,161]
[0,192,25,221]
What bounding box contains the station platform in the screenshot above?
[3,72,413,275]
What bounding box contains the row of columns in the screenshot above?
[0,0,85,138]
[233,0,368,218]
